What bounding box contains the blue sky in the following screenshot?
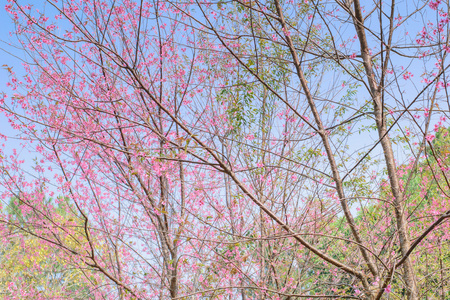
[0,6,41,183]
[0,4,17,83]
[1,5,19,139]
[0,1,443,181]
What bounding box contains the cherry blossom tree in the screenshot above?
[1,0,450,299]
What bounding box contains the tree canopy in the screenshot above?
[1,0,450,299]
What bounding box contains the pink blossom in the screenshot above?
[429,0,442,10]
[403,71,413,80]
[426,134,435,142]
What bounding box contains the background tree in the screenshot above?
[330,127,450,299]
[0,197,104,299]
